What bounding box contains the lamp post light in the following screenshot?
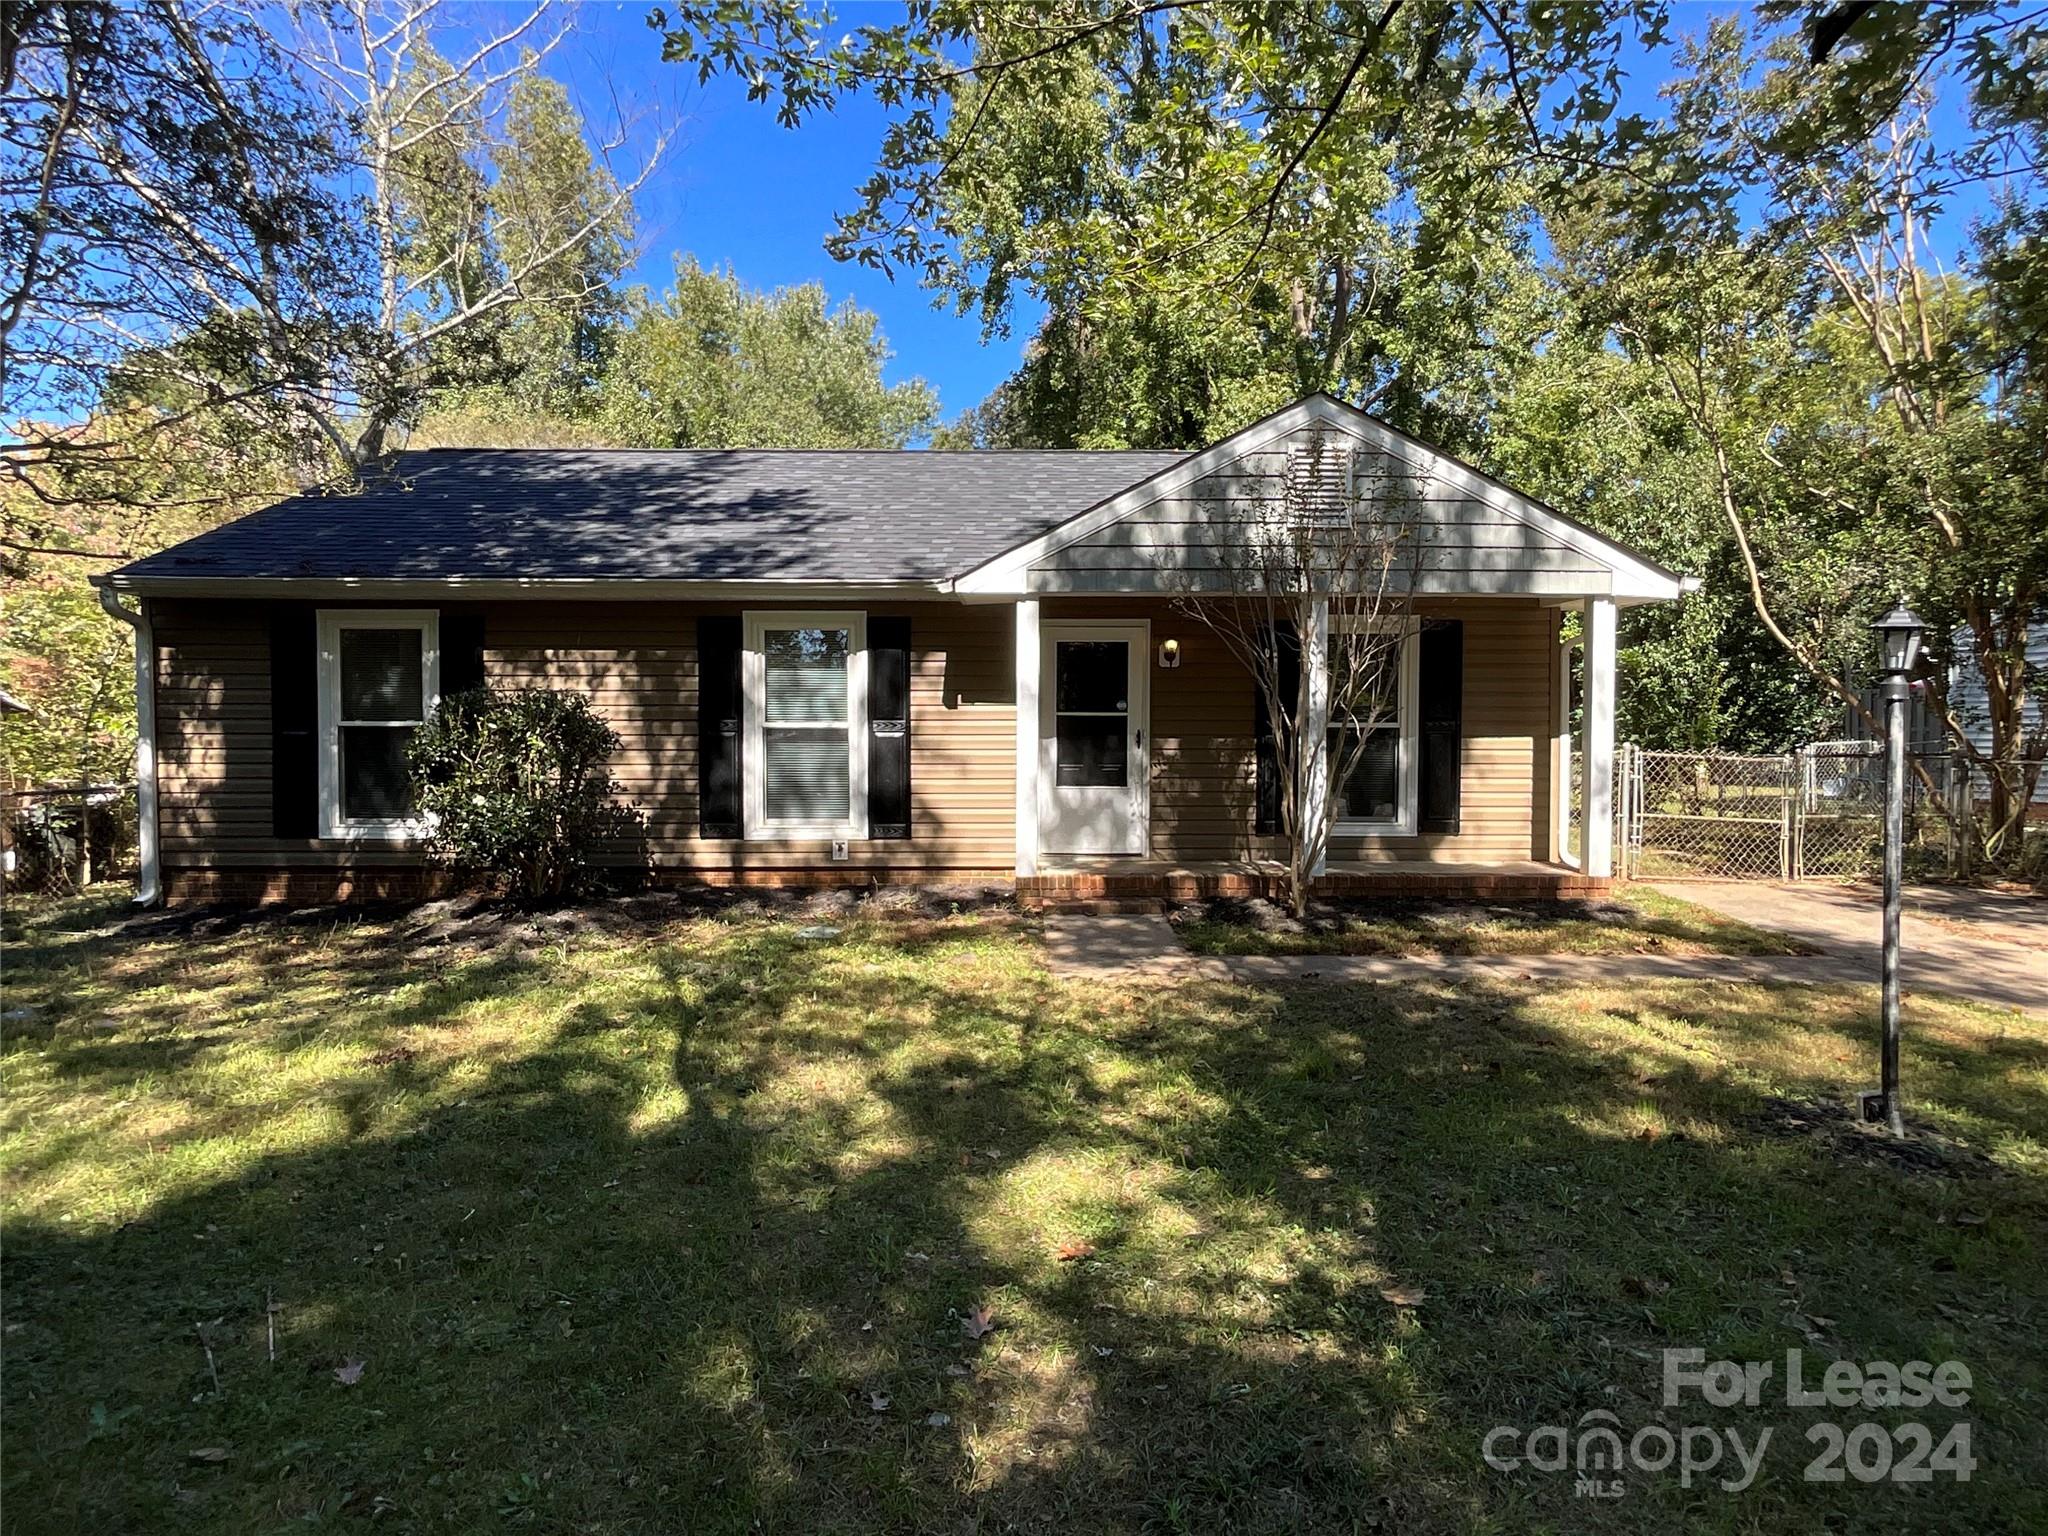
[1866,598,1924,1139]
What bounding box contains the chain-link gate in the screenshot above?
[1623,748,1794,878]
[1619,744,1962,880]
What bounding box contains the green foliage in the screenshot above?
[406,688,634,897]
[1562,16,2046,790]
[590,258,937,448]
[0,580,133,792]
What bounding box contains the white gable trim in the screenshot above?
[951,394,1691,603]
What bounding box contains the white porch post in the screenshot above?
[1014,598,1040,878]
[1304,596,1331,877]
[1584,596,1617,878]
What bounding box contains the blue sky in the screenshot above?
[540,2,1036,425]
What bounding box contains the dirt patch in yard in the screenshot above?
[1754,1093,2008,1178]
[106,883,1020,957]
[1167,889,1814,958]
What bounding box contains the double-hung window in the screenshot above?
[1327,620,1418,834]
[317,610,438,839]
[743,611,867,839]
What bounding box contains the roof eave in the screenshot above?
[90,574,959,601]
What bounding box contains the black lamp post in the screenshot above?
[1867,598,1924,1138]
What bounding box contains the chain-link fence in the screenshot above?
[1793,742,1956,878]
[1617,744,2045,883]
[1955,755,2048,882]
[5,786,140,893]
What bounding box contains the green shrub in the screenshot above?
[407,688,635,897]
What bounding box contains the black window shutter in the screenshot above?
[269,603,318,838]
[1418,619,1464,835]
[1252,619,1299,836]
[868,616,911,839]
[697,615,743,838]
[440,611,486,697]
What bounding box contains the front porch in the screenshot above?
[1018,857,1613,904]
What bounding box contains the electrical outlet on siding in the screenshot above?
[831,840,849,861]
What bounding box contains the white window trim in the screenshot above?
[742,609,868,841]
[316,608,440,843]
[1328,617,1420,837]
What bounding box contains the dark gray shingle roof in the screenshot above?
[110,447,1191,585]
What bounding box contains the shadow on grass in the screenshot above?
[3,896,2044,1533]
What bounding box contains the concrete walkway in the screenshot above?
[1042,896,2045,1017]
[1654,881,2045,1017]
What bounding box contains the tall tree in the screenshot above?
[589,259,937,449]
[3,0,661,525]
[664,2,1593,452]
[1575,18,2046,856]
[3,0,361,526]
[284,0,660,463]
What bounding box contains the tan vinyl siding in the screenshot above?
[1040,595,1557,864]
[152,599,1015,879]
[151,593,1560,891]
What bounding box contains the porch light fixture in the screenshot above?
[1863,597,1923,1140]
[1158,638,1181,669]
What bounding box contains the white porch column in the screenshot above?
[1584,596,1617,878]
[1304,596,1331,876]
[1013,598,1040,878]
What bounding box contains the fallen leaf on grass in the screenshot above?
[1624,1276,1671,1298]
[926,1412,951,1428]
[1055,1239,1096,1262]
[188,1447,230,1464]
[333,1358,365,1386]
[961,1305,996,1340]
[866,1392,890,1413]
[1378,1285,1426,1308]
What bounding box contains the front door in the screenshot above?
[1040,623,1149,855]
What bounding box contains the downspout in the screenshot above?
[95,585,161,906]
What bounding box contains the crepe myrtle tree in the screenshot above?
[1172,429,1424,918]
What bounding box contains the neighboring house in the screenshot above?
[1841,625,2047,802]
[1947,625,2048,806]
[90,394,1689,904]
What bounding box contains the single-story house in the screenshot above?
[91,394,1690,904]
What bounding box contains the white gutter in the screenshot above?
[95,586,161,906]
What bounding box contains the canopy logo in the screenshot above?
[1482,1348,1977,1499]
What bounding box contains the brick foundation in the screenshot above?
[1017,868,1613,903]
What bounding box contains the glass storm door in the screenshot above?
[1040,624,1148,855]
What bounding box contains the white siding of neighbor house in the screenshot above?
[1949,626,2048,801]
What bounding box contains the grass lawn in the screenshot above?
[1172,886,1816,958]
[3,887,2044,1534]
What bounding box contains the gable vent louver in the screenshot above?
[1287,442,1354,530]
